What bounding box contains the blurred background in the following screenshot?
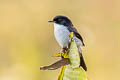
[0,0,120,80]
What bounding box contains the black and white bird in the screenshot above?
[48,15,87,71]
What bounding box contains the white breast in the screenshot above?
[54,23,70,48]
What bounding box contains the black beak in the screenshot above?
[48,20,54,22]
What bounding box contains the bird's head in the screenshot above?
[48,15,73,26]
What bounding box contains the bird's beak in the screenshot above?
[48,20,54,23]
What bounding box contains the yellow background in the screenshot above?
[0,0,120,80]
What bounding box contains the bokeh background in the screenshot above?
[0,0,120,80]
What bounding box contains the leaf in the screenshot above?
[40,58,69,70]
[58,66,87,80]
[68,40,80,68]
[57,37,87,80]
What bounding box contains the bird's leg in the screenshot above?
[60,47,68,53]
[60,47,68,58]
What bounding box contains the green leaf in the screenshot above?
[57,39,87,80]
[68,40,80,68]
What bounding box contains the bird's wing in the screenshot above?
[67,26,85,46]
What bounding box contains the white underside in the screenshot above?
[54,23,70,47]
[54,23,83,48]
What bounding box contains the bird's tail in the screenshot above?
[79,52,87,71]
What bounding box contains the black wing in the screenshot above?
[67,26,85,46]
[67,26,87,71]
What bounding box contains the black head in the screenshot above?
[49,15,73,26]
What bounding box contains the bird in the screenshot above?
[48,15,87,71]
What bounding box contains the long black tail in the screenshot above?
[79,53,87,71]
